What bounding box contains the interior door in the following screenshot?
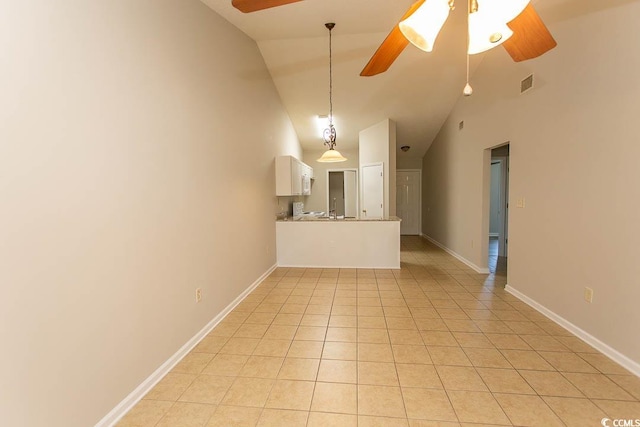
[361,163,384,219]
[396,170,421,235]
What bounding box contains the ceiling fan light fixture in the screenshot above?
[468,10,513,54]
[489,33,503,43]
[467,0,529,55]
[399,0,454,52]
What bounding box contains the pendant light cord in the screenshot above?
[328,24,333,127]
[322,23,337,147]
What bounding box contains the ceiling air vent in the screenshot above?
[521,74,534,94]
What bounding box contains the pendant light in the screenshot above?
[318,23,347,163]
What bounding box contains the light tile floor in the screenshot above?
[118,236,640,426]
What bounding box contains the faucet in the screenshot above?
[330,198,337,220]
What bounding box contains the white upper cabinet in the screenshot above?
[276,155,313,196]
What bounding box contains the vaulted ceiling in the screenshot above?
[199,0,591,159]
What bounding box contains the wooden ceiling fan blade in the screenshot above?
[360,0,425,77]
[360,27,411,77]
[232,0,303,13]
[503,4,557,62]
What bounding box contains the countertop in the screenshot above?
[277,216,401,222]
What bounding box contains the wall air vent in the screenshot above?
[459,120,464,130]
[521,74,534,94]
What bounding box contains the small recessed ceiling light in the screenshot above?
[316,115,329,138]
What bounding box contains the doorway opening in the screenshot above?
[489,144,509,275]
[327,169,358,218]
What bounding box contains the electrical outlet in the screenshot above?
[196,288,202,303]
[584,287,593,303]
[517,197,526,208]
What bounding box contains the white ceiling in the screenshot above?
[199,0,600,158]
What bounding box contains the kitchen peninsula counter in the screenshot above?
[278,216,401,222]
[276,216,400,269]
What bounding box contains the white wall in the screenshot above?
[359,119,397,218]
[303,148,359,213]
[421,2,640,366]
[0,1,301,426]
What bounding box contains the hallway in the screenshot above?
[488,236,507,275]
[118,236,639,426]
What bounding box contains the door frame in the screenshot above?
[396,169,422,235]
[482,143,510,270]
[326,168,358,216]
[492,156,509,257]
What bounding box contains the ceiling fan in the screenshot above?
[231,0,557,77]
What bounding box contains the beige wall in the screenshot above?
[421,2,640,365]
[359,119,397,217]
[397,156,423,170]
[0,1,300,426]
[303,149,359,213]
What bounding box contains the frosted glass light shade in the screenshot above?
[317,149,347,163]
[468,0,529,55]
[399,0,452,52]
[468,11,513,54]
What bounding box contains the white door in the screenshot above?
[361,163,384,219]
[396,170,421,235]
[344,170,358,218]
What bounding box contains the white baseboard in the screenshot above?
[420,234,490,274]
[95,263,278,427]
[277,264,400,270]
[506,285,640,377]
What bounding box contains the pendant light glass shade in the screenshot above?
[399,0,453,52]
[317,148,347,163]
